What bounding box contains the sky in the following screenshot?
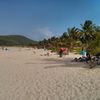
[0,0,100,40]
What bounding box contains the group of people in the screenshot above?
[73,47,100,64]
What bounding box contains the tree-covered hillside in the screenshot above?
[0,35,37,46]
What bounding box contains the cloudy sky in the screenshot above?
[0,0,100,40]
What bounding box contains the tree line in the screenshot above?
[38,20,100,54]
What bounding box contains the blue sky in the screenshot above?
[0,0,100,40]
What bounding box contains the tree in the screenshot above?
[67,27,79,40]
[61,32,68,39]
[66,27,79,48]
[79,20,96,43]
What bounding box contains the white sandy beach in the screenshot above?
[0,47,100,100]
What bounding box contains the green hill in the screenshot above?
[0,35,37,46]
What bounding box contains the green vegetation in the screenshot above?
[0,35,37,46]
[0,20,99,54]
[39,20,100,54]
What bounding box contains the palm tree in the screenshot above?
[94,26,100,32]
[65,27,79,49]
[67,27,79,40]
[61,32,69,39]
[79,20,96,43]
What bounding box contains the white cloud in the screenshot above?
[32,27,53,40]
[37,27,53,39]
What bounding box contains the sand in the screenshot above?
[0,47,100,100]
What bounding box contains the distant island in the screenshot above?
[0,35,37,46]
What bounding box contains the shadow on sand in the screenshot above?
[25,57,100,69]
[43,57,89,69]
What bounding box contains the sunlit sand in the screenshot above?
[0,47,100,100]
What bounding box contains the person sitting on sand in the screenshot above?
[85,49,99,64]
[71,57,86,62]
[89,52,100,64]
[71,48,86,62]
[95,52,100,59]
[86,49,91,63]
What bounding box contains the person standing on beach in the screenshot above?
[59,48,63,57]
[81,47,86,57]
